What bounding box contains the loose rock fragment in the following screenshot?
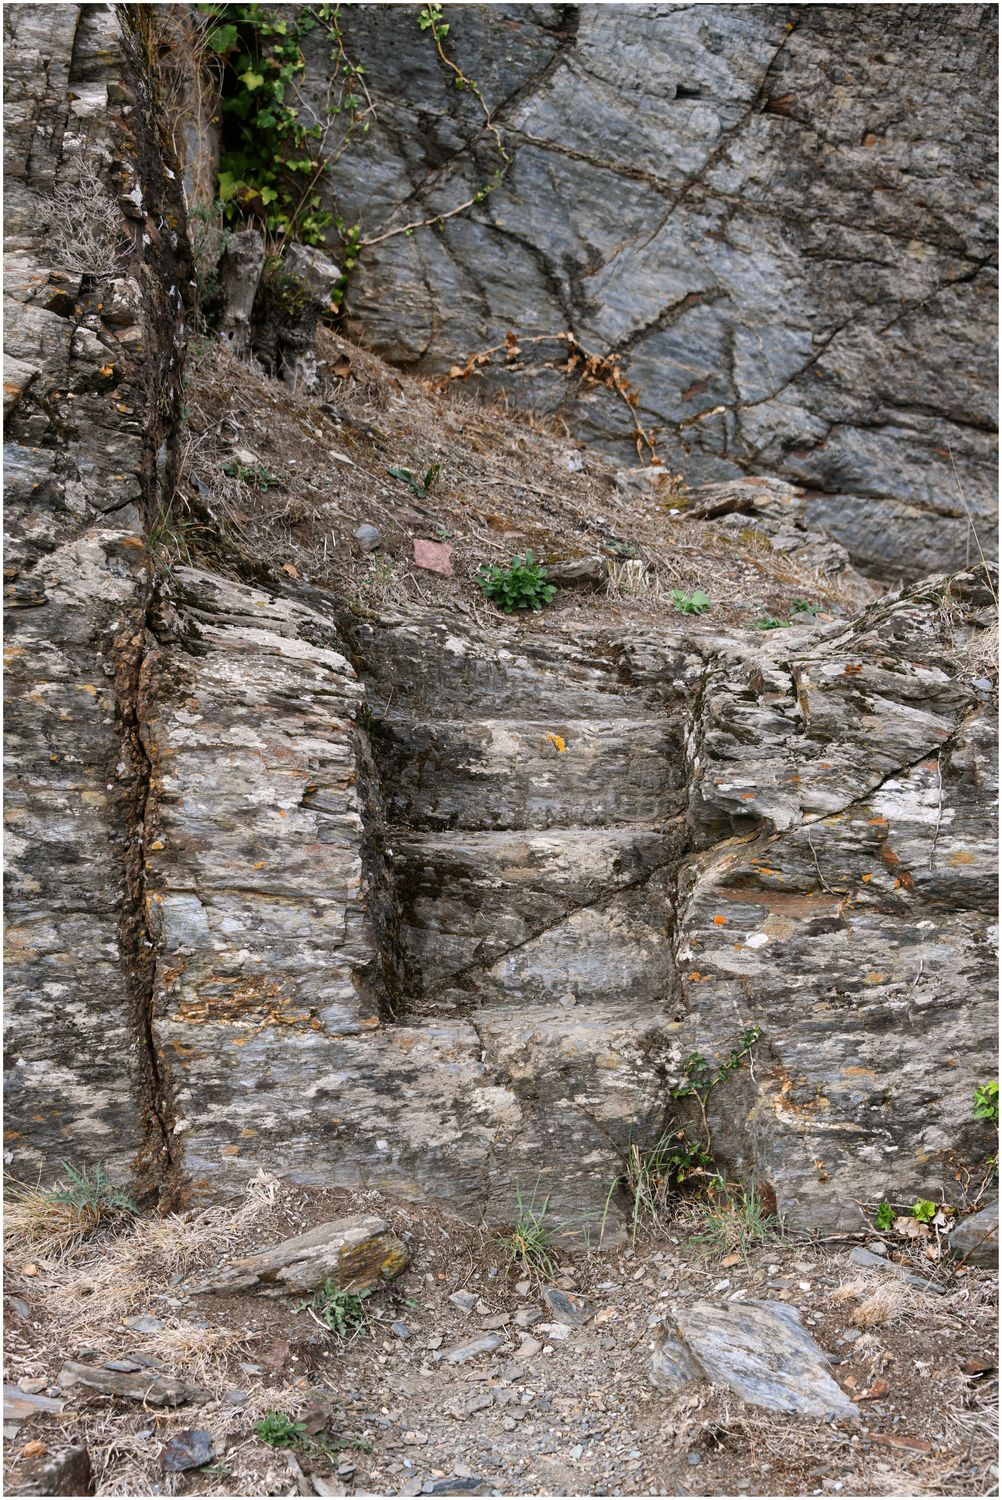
[651,1300,858,1417]
[58,1363,209,1408]
[183,1216,409,1296]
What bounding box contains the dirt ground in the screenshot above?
[168,327,880,639]
[3,1178,997,1498]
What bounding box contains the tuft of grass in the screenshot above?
[5,1164,138,1256]
[496,1181,556,1277]
[297,1280,370,1339]
[602,1129,717,1245]
[687,1186,779,1258]
[832,1276,906,1328]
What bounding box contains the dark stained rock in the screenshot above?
[159,1429,215,1473]
[7,1445,94,1496]
[951,1201,999,1267]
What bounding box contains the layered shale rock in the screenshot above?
[3,4,190,1186]
[2,5,996,1243]
[304,3,997,577]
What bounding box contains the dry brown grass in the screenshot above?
[831,1273,908,1326]
[174,329,873,636]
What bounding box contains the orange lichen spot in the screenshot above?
[544,732,567,753]
[687,971,711,983]
[220,1145,240,1157]
[895,871,915,891]
[758,866,780,876]
[276,808,287,818]
[861,873,873,882]
[740,792,756,801]
[947,851,977,866]
[99,364,115,377]
[253,861,267,869]
[844,1065,876,1078]
[863,971,885,985]
[867,816,888,826]
[881,847,900,867]
[239,1128,257,1138]
[712,915,727,925]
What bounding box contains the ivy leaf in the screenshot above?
[217,170,242,203]
[207,23,238,53]
[242,69,265,91]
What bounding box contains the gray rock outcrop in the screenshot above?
[2,6,996,1245]
[306,4,997,578]
[652,1299,858,1417]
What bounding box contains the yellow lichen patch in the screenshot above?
[78,684,99,697]
[544,732,566,753]
[947,850,977,866]
[863,971,886,985]
[861,873,873,882]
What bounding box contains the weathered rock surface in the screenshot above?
[3,3,190,1187]
[184,1216,410,1296]
[309,4,997,578]
[2,7,996,1248]
[7,1446,94,1497]
[951,1201,999,1267]
[652,1300,858,1417]
[58,1363,209,1408]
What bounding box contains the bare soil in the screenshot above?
[3,1181,996,1498]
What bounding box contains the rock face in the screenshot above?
[3,4,190,1188]
[2,6,997,1241]
[308,4,997,578]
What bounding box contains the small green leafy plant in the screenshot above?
[48,1164,138,1217]
[222,460,283,491]
[297,1280,370,1339]
[255,1410,373,1460]
[873,1201,895,1232]
[476,551,556,613]
[256,1412,308,1449]
[386,463,439,499]
[4,1164,138,1255]
[497,1181,556,1276]
[791,599,821,617]
[669,587,711,615]
[911,1199,937,1224]
[974,1080,999,1126]
[755,615,789,631]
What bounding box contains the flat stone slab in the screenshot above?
[651,1299,858,1418]
[183,1215,409,1296]
[58,1364,209,1408]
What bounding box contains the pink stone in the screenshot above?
[413,539,453,576]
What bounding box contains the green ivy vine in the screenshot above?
[201,2,369,278]
[199,3,509,309]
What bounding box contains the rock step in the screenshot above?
[390,828,678,1007]
[372,715,682,830]
[345,611,649,721]
[171,1002,672,1234]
